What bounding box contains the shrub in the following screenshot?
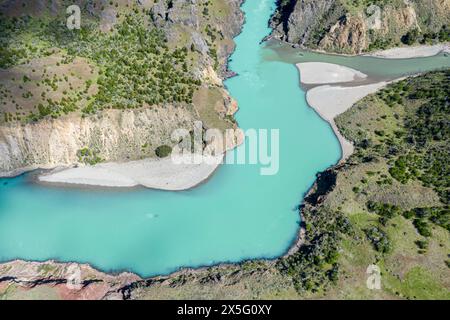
[413,219,432,237]
[365,227,391,253]
[415,240,428,250]
[401,29,420,45]
[155,145,172,158]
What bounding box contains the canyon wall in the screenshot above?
[271,0,449,54]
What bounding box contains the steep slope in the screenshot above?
[0,0,244,175]
[271,0,450,54]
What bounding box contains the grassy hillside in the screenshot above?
[315,70,449,298]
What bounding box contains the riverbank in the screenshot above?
[0,255,284,300]
[38,155,224,190]
[296,42,446,162]
[303,78,397,161]
[297,62,390,162]
[367,43,450,59]
[36,125,244,190]
[0,259,140,300]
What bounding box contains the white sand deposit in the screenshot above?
[368,43,449,59]
[306,82,393,161]
[299,59,410,163]
[297,62,367,84]
[37,125,244,190]
[298,44,449,161]
[39,155,223,190]
[35,44,443,188]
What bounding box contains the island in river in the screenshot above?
[0,0,449,300]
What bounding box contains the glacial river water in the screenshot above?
[0,0,449,277]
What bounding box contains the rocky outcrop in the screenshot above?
[0,105,197,176]
[0,83,242,177]
[318,13,368,54]
[0,260,140,300]
[271,0,450,54]
[150,0,245,78]
[271,0,344,47]
[0,259,276,300]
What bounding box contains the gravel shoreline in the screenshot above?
[38,155,224,191]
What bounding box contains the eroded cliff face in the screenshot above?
[0,0,245,176]
[0,260,140,300]
[0,87,239,176]
[271,0,344,47]
[150,0,244,78]
[0,105,195,175]
[0,259,289,300]
[271,0,450,54]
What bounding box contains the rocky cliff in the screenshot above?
[271,0,450,54]
[0,0,244,176]
[149,0,244,79]
[0,105,197,176]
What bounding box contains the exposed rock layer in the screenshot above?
[0,0,245,176]
[0,105,195,176]
[271,0,450,54]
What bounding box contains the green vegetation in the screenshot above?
[277,71,450,298]
[0,2,208,123]
[383,266,450,300]
[68,14,199,113]
[278,207,350,293]
[155,145,172,158]
[328,70,450,299]
[277,169,352,294]
[402,25,450,46]
[273,0,450,54]
[364,226,391,253]
[338,71,449,206]
[380,73,449,204]
[367,201,401,226]
[366,200,449,239]
[77,147,103,165]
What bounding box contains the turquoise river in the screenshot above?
[0,0,449,277]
